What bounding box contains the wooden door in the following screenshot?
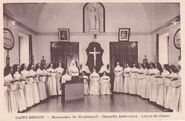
[110,42,138,71]
[51,42,79,69]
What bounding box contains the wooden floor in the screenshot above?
[25,94,164,112]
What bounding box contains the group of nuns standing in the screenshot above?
[4,61,112,113]
[4,60,181,113]
[4,62,64,113]
[113,61,181,112]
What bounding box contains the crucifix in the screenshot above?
[89,47,100,66]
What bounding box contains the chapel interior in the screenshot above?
[3,2,181,113]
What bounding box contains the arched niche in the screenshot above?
[83,3,105,33]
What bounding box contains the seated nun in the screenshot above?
[68,60,79,77]
[68,60,79,82]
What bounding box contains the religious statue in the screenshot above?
[83,3,105,33]
[87,6,100,32]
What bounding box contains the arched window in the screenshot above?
[83,3,105,33]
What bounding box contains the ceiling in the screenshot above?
[3,3,180,34]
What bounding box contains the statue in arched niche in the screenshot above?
[87,6,100,31]
[83,3,105,34]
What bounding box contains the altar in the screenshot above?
[61,76,84,102]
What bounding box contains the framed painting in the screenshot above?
[118,28,130,41]
[58,28,70,41]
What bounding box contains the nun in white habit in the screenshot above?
[123,64,131,94]
[55,63,64,95]
[47,63,57,96]
[113,62,124,93]
[89,68,100,95]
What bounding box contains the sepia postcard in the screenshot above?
[0,0,185,121]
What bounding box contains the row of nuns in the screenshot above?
[3,63,64,113]
[113,61,181,112]
[81,68,112,95]
[3,61,112,113]
[62,62,112,95]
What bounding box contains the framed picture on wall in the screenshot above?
[118,28,130,41]
[58,28,70,41]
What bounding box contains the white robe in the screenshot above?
[4,74,12,113]
[21,70,34,108]
[145,69,153,99]
[123,67,131,93]
[100,75,111,95]
[29,70,40,104]
[9,80,18,113]
[140,69,149,98]
[37,69,47,100]
[137,68,145,96]
[164,75,172,109]
[171,78,181,112]
[13,72,27,112]
[113,66,124,92]
[170,73,181,111]
[47,68,57,96]
[55,67,64,95]
[129,67,137,94]
[150,69,160,102]
[156,70,169,107]
[89,72,100,95]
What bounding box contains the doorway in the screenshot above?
[50,42,79,69]
[110,41,138,71]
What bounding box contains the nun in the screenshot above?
[20,63,34,108]
[12,64,27,112]
[89,68,100,95]
[170,65,181,112]
[123,64,131,94]
[55,63,64,95]
[100,71,111,95]
[4,66,13,113]
[47,63,57,96]
[113,62,124,93]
